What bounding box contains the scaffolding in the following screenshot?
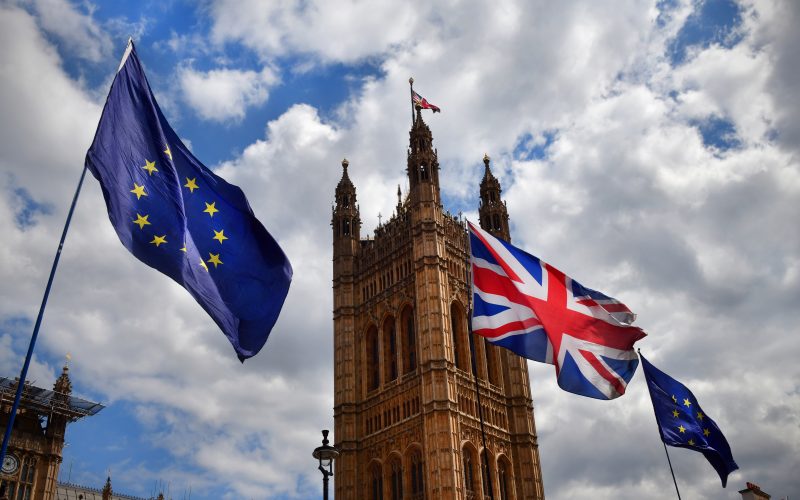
[0,377,103,421]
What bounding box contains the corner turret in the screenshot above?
[478,154,510,241]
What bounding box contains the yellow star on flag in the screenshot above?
[204,202,219,217]
[199,259,208,271]
[683,398,692,408]
[688,439,695,446]
[672,409,679,418]
[131,183,147,199]
[164,145,172,160]
[678,425,686,433]
[213,229,228,244]
[697,411,704,421]
[207,253,223,268]
[133,213,151,229]
[703,428,710,437]
[150,235,167,247]
[142,159,158,175]
[180,243,187,252]
[184,177,199,193]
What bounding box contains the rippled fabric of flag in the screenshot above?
[85,42,292,361]
[469,222,646,399]
[640,354,738,487]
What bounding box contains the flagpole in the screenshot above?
[639,350,682,500]
[465,222,494,500]
[408,77,415,125]
[0,164,89,465]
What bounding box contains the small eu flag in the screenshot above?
[640,353,738,487]
[85,41,292,361]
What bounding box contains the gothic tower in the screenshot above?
[332,108,544,499]
[1,363,103,500]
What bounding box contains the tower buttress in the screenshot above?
[477,153,544,498]
[478,154,511,241]
[331,158,358,495]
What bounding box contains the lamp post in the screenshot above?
[313,429,339,500]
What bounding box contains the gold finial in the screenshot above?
[409,77,414,85]
[341,158,349,169]
[483,153,490,164]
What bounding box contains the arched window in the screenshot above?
[493,214,501,231]
[384,317,398,382]
[370,462,383,500]
[463,446,477,495]
[389,456,403,500]
[401,306,417,374]
[366,325,380,391]
[498,457,512,500]
[485,342,499,386]
[481,450,492,497]
[450,303,465,370]
[410,448,425,499]
[343,218,351,236]
[343,194,350,208]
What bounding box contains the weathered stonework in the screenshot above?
[332,109,544,499]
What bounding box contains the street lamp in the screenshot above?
[313,429,339,500]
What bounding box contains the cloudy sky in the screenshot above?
[0,0,797,498]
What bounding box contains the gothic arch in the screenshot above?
[497,454,515,500]
[367,459,384,500]
[450,300,470,371]
[462,441,480,496]
[479,446,495,499]
[400,304,417,374]
[404,443,425,499]
[365,324,380,392]
[382,315,398,383]
[385,452,404,500]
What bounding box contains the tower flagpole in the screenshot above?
[0,37,135,465]
[409,77,415,126]
[466,225,495,500]
[0,165,89,465]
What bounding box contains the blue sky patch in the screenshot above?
[691,115,742,152]
[667,0,745,65]
[12,186,52,230]
[513,130,557,161]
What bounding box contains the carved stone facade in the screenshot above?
[0,365,102,500]
[332,109,544,499]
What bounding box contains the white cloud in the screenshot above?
[27,0,112,63]
[179,65,278,122]
[1,0,799,498]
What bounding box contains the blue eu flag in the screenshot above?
[640,354,738,487]
[85,42,292,361]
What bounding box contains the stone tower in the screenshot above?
[0,364,103,500]
[332,108,544,499]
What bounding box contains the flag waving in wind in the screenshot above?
[640,354,738,487]
[412,90,441,113]
[85,41,292,361]
[469,222,645,399]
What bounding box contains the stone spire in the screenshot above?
[478,153,511,241]
[406,108,441,206]
[332,158,360,242]
[102,476,113,500]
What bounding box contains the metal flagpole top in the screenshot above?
[118,37,134,73]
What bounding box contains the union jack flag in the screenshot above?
[412,90,441,113]
[469,222,646,400]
